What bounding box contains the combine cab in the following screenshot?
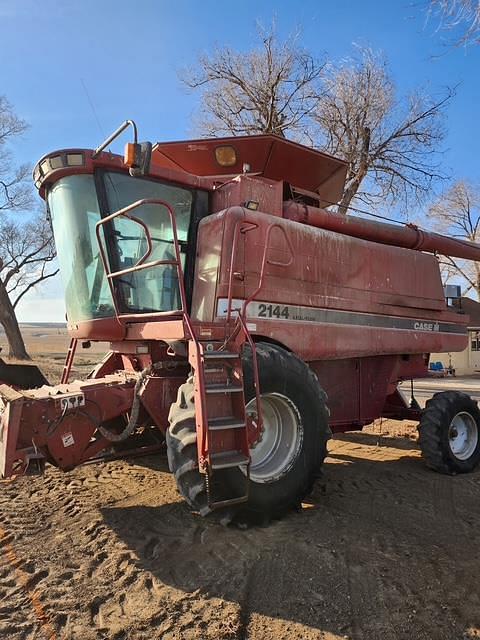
[1,121,479,522]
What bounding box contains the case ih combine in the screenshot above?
[1,120,479,522]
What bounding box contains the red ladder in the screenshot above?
[188,326,251,510]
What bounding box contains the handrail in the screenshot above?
[240,223,295,441]
[95,197,191,326]
[225,221,258,326]
[114,212,153,269]
[225,220,295,325]
[61,338,78,385]
[95,198,204,436]
[106,257,179,280]
[235,312,263,438]
[241,222,295,319]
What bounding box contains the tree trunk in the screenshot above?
[338,175,364,214]
[337,187,357,215]
[337,130,370,215]
[0,279,30,360]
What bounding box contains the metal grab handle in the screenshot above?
[226,221,259,325]
[242,223,295,318]
[105,258,179,280]
[105,211,155,277]
[95,198,188,318]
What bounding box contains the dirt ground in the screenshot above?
[1,331,480,639]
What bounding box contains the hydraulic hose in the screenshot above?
[97,362,162,443]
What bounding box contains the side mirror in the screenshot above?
[124,141,152,177]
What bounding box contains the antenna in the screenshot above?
[80,78,106,139]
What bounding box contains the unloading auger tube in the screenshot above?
[283,201,480,262]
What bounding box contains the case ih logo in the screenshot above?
[414,321,440,332]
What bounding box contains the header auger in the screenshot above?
[1,121,479,523]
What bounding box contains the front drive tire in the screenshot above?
[418,391,480,474]
[166,342,331,523]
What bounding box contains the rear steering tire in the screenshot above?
[418,391,480,474]
[166,343,331,523]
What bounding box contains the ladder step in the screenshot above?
[209,495,248,510]
[203,366,224,374]
[210,451,250,469]
[205,383,243,394]
[203,351,238,360]
[208,417,246,431]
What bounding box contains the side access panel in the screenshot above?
[311,359,360,428]
[312,354,426,431]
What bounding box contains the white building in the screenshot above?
[430,297,480,375]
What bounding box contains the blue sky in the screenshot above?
[1,0,479,321]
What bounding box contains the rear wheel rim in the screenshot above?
[448,411,479,461]
[244,393,303,484]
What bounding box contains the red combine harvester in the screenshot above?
[1,121,479,522]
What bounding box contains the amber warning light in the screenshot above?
[215,145,237,167]
[124,143,136,167]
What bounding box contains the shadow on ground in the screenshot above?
[101,432,480,639]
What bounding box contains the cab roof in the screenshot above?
[152,134,348,207]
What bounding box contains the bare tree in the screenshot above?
[427,0,480,45]
[0,98,59,360]
[428,180,480,298]
[183,38,452,215]
[0,215,59,359]
[180,25,324,139]
[313,48,453,214]
[0,96,32,214]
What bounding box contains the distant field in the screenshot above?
[0,323,108,383]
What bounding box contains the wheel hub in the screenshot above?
[448,411,479,461]
[243,393,303,484]
[246,410,264,448]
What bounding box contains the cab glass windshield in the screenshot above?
[48,174,115,321]
[103,172,192,314]
[47,172,194,322]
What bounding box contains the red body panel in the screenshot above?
[192,208,468,361]
[212,175,284,217]
[191,206,467,428]
[0,375,137,477]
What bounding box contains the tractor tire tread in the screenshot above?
[418,390,480,475]
[167,343,330,526]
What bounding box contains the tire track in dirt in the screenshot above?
[2,425,480,639]
[0,459,177,639]
[0,480,59,640]
[326,469,399,640]
[0,526,57,640]
[50,464,173,638]
[326,431,480,639]
[99,501,251,637]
